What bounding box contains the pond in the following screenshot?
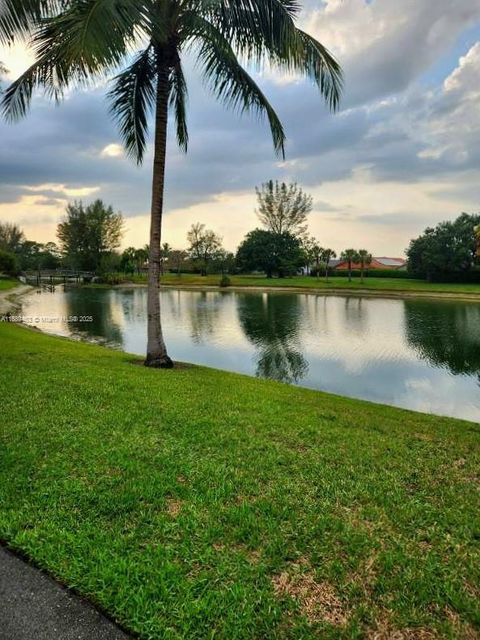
[20,286,480,421]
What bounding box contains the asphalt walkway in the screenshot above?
[0,546,130,640]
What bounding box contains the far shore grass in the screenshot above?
[94,273,480,297]
[0,276,19,291]
[1,323,479,639]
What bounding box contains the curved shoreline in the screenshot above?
[0,284,34,316]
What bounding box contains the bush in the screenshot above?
[219,274,231,288]
[0,249,18,276]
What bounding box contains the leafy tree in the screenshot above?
[0,248,17,275]
[0,221,24,253]
[168,249,188,275]
[357,249,372,283]
[211,249,236,275]
[340,249,360,283]
[301,236,321,276]
[256,181,312,238]
[187,223,223,276]
[120,247,137,274]
[321,247,337,282]
[236,229,304,278]
[407,213,480,280]
[2,0,342,367]
[57,200,124,273]
[16,240,61,270]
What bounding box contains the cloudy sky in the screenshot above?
[1,0,479,255]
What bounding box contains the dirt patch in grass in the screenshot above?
[367,612,439,639]
[444,607,479,640]
[272,566,348,626]
[165,499,183,518]
[367,626,438,639]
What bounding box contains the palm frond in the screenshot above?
[183,12,286,157]
[107,46,156,164]
[26,0,150,84]
[206,0,342,111]
[169,60,188,152]
[0,0,63,45]
[1,54,69,120]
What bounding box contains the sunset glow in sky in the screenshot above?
[1,0,479,255]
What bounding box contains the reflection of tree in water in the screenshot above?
[404,300,480,379]
[187,291,222,344]
[343,297,367,335]
[238,293,308,383]
[64,288,123,347]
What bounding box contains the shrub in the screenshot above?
[0,249,18,276]
[219,275,231,287]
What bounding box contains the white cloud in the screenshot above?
[101,144,124,158]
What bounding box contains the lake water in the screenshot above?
[20,286,480,422]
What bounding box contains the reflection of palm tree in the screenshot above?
[404,300,480,378]
[344,297,366,335]
[187,292,222,345]
[238,293,308,383]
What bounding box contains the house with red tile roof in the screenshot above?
[334,257,406,271]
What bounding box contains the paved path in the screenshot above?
[0,547,130,640]
[0,285,32,316]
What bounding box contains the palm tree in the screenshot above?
[160,242,171,276]
[321,248,337,282]
[1,0,342,367]
[341,249,359,283]
[357,249,372,283]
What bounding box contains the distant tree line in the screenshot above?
[2,184,479,285]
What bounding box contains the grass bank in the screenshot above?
[1,324,479,639]
[95,273,480,298]
[0,276,19,291]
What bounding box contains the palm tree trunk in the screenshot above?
[145,63,173,368]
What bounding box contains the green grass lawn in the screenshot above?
[1,324,479,639]
[156,274,480,295]
[0,276,18,291]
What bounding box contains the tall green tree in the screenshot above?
[57,200,124,272]
[256,181,312,238]
[1,0,342,367]
[302,236,322,277]
[236,229,303,278]
[407,213,480,280]
[340,248,359,283]
[0,221,24,253]
[187,223,223,275]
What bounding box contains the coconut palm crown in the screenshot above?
[1,0,342,367]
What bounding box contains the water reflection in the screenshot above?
[42,287,124,346]
[404,300,480,378]
[238,293,308,383]
[20,287,480,420]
